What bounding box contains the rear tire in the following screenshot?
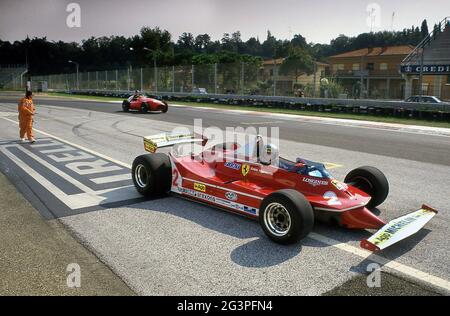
[122,100,130,112]
[259,189,314,244]
[131,154,171,197]
[344,166,389,209]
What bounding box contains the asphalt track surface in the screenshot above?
[0,94,449,295]
[1,95,449,166]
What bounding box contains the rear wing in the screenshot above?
[143,132,206,153]
[360,205,438,252]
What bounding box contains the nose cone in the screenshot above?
[341,207,386,229]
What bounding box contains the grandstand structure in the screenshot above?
[401,16,450,100]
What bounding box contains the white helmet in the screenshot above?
[260,143,279,165]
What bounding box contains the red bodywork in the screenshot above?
[168,143,387,230]
[128,96,168,112]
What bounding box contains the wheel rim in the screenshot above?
[135,164,149,188]
[264,202,291,237]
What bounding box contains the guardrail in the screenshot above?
[55,89,450,121]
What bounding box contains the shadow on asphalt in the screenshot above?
[230,239,302,268]
[128,195,304,267]
[126,195,432,269]
[114,110,164,115]
[351,229,431,274]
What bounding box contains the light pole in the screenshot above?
[68,60,79,90]
[143,47,158,93]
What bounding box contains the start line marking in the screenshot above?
[0,117,138,212]
[0,116,449,294]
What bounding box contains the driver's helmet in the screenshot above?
[134,90,140,95]
[260,143,279,166]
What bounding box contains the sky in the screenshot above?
[1,0,449,44]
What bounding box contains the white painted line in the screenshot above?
[12,144,96,193]
[1,115,448,293]
[0,145,101,209]
[0,116,131,168]
[170,103,450,138]
[309,232,450,293]
[91,173,131,184]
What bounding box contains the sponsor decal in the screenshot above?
[370,209,434,246]
[194,182,206,192]
[401,64,450,74]
[323,191,342,206]
[303,178,328,187]
[144,140,157,153]
[251,166,272,175]
[225,191,238,201]
[331,179,347,191]
[242,164,250,177]
[224,162,241,170]
[179,187,258,216]
[243,206,257,215]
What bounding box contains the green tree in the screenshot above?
[279,50,314,84]
[421,19,429,39]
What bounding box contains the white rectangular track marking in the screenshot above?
[1,115,449,293]
[91,173,131,184]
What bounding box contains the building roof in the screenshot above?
[262,58,285,65]
[329,45,415,58]
[262,58,329,67]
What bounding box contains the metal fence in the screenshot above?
[29,62,450,102]
[30,62,327,97]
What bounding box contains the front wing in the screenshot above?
[360,205,438,251]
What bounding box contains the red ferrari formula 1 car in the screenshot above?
[122,94,168,113]
[131,132,437,251]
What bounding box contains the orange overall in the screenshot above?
[18,97,35,140]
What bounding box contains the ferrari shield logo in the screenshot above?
[242,164,250,177]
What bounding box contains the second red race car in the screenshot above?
[122,93,168,113]
[131,132,437,251]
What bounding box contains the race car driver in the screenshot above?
[18,90,36,143]
[128,90,141,102]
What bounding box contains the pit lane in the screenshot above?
[0,96,449,295]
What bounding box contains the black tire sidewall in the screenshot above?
[141,103,148,113]
[122,100,130,112]
[259,189,314,244]
[131,153,171,197]
[162,102,168,113]
[344,166,389,209]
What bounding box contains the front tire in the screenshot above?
[131,153,171,197]
[344,166,389,209]
[162,101,169,113]
[259,189,314,244]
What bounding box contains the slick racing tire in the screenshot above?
[162,101,169,113]
[122,100,130,112]
[132,153,171,197]
[259,189,314,245]
[141,103,148,113]
[344,166,389,209]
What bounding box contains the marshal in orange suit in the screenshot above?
[18,91,36,143]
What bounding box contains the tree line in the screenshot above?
[0,19,434,76]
